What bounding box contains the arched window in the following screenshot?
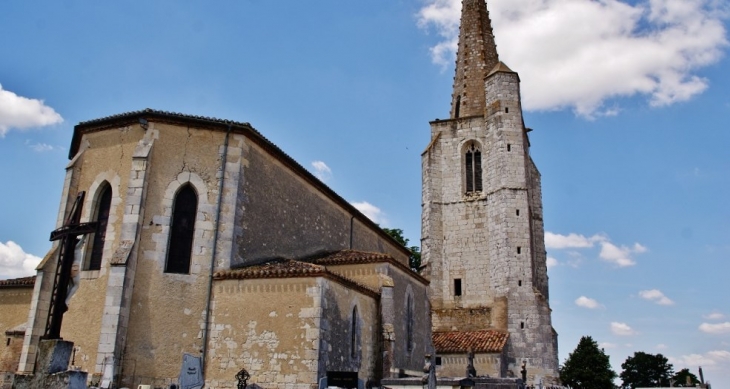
[351,306,359,359]
[87,184,112,271]
[465,142,482,193]
[406,294,415,352]
[165,185,198,274]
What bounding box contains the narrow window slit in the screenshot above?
[454,279,462,296]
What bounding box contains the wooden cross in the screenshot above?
[44,191,98,340]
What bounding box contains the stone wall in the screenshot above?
[436,352,503,378]
[234,141,409,267]
[421,68,558,384]
[0,286,32,388]
[206,277,323,389]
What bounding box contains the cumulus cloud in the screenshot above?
[27,141,54,152]
[416,0,728,117]
[699,322,730,334]
[545,232,646,267]
[546,256,558,268]
[611,322,637,336]
[0,241,42,280]
[599,342,617,349]
[0,84,63,136]
[544,232,603,249]
[351,201,388,226]
[639,289,675,305]
[575,296,602,309]
[704,312,725,320]
[670,350,730,370]
[311,160,332,181]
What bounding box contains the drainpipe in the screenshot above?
[201,125,232,372]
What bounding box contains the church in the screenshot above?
[0,0,559,388]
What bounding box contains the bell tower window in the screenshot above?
[165,185,198,274]
[465,142,482,193]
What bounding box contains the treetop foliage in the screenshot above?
[559,336,617,389]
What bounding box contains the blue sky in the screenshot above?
[1,0,729,385]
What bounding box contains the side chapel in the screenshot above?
[0,0,560,387]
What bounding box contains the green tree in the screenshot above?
[382,228,421,272]
[620,352,674,388]
[559,336,617,389]
[672,368,700,387]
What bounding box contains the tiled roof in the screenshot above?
[312,250,429,285]
[433,330,509,354]
[0,276,36,288]
[313,250,392,265]
[214,259,379,298]
[214,260,327,280]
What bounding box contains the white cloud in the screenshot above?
[544,232,603,249]
[598,241,646,267]
[656,344,668,350]
[611,321,637,336]
[311,160,332,181]
[545,232,646,267]
[670,350,730,369]
[704,312,725,320]
[546,256,558,268]
[639,289,675,306]
[699,322,730,334]
[0,84,63,136]
[599,342,617,349]
[0,241,42,280]
[575,296,602,309]
[351,201,388,226]
[28,142,54,152]
[416,0,728,118]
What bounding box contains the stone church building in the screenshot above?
[0,0,559,387]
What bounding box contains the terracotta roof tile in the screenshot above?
[433,330,508,354]
[0,276,36,288]
[214,259,380,298]
[214,260,326,280]
[312,250,392,265]
[312,250,429,286]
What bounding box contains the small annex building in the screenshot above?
[2,110,431,389]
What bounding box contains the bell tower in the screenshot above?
[421,0,559,383]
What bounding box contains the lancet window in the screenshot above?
[406,294,415,352]
[465,142,483,193]
[165,184,198,274]
[351,306,359,359]
[87,184,112,271]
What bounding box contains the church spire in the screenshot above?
[450,0,500,119]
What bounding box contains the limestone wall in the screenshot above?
[234,140,409,267]
[56,125,140,377]
[0,286,32,387]
[120,122,231,388]
[318,278,379,385]
[436,353,503,378]
[206,277,323,389]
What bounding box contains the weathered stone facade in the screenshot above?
[0,278,34,389]
[422,0,559,384]
[10,110,428,389]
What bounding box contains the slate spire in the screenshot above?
[450,0,500,119]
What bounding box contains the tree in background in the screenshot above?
[382,228,421,271]
[672,368,700,387]
[559,336,617,388]
[620,352,674,388]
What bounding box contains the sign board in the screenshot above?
[326,371,358,389]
